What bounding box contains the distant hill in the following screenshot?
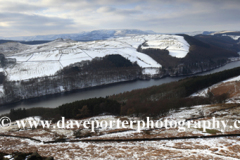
[1,29,156,41]
[174,31,214,36]
[212,30,240,35]
[0,40,51,45]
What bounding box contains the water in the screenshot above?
[1,61,240,114]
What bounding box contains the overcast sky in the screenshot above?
[0,0,239,37]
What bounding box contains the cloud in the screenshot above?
[0,12,78,36]
[0,0,239,37]
[97,6,142,15]
[0,1,45,13]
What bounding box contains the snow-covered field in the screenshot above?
[1,103,240,159]
[141,35,190,58]
[5,61,62,81]
[2,103,239,141]
[0,34,191,81]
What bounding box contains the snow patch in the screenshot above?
[6,62,62,81]
[142,68,159,75]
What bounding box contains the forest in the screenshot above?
[111,66,240,117]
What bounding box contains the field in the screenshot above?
[1,102,240,159]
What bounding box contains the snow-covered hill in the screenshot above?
[0,34,193,81]
[140,35,190,58]
[1,29,156,41]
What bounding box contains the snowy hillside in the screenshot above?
[0,42,30,54]
[141,35,190,58]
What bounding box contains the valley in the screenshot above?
[1,33,240,159]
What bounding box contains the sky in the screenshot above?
[0,0,239,37]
